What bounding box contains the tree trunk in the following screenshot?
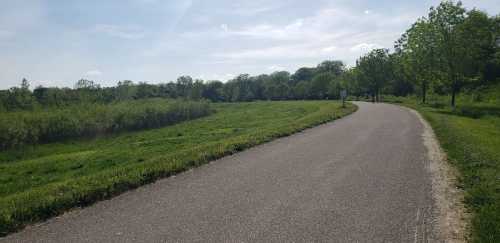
[451,87,456,108]
[451,80,457,108]
[422,81,427,104]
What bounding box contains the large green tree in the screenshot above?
[427,1,466,107]
[454,9,498,91]
[396,18,438,103]
[356,49,392,102]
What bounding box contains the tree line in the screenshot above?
[1,1,498,111]
[0,60,349,112]
[350,1,500,107]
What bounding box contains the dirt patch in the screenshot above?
[409,108,469,242]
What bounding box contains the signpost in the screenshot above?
[340,90,347,108]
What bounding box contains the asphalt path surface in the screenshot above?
[1,102,440,242]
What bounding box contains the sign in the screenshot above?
[340,90,347,99]
[340,90,347,107]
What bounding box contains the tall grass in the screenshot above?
[0,99,212,150]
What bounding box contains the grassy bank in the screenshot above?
[0,98,212,150]
[384,95,500,242]
[0,100,356,236]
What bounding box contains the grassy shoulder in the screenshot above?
[0,100,356,236]
[384,95,500,242]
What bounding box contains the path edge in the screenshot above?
[407,107,469,243]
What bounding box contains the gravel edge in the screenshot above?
[409,108,469,243]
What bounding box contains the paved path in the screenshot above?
[1,102,439,242]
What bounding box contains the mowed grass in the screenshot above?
[385,95,500,242]
[0,100,356,236]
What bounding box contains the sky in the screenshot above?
[0,0,499,89]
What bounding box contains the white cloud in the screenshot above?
[268,65,285,71]
[210,5,408,62]
[322,46,337,52]
[213,45,314,59]
[94,24,145,40]
[0,30,14,39]
[85,70,103,77]
[349,43,383,53]
[210,5,412,49]
[195,73,235,81]
[220,24,228,32]
[214,3,280,17]
[213,42,344,61]
[285,19,304,30]
[134,0,159,4]
[234,6,275,16]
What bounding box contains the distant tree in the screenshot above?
[251,75,268,100]
[290,81,309,99]
[327,78,343,99]
[116,80,136,100]
[316,60,345,76]
[33,85,49,105]
[356,49,392,102]
[176,76,193,98]
[117,80,134,86]
[190,79,205,100]
[0,90,7,112]
[222,80,237,102]
[310,73,334,99]
[387,53,415,96]
[74,79,99,89]
[224,74,257,102]
[135,82,154,99]
[202,80,224,101]
[291,67,316,84]
[264,71,290,100]
[158,82,177,98]
[21,78,30,90]
[341,68,367,98]
[4,79,37,110]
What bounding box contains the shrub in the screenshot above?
[0,99,212,150]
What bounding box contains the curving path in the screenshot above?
[1,102,441,242]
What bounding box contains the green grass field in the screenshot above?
[385,93,500,242]
[0,100,356,236]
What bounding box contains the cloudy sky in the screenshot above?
[0,0,498,89]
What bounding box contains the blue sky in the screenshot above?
[0,0,498,89]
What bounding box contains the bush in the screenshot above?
[0,99,212,150]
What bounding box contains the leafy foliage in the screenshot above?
[380,1,500,107]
